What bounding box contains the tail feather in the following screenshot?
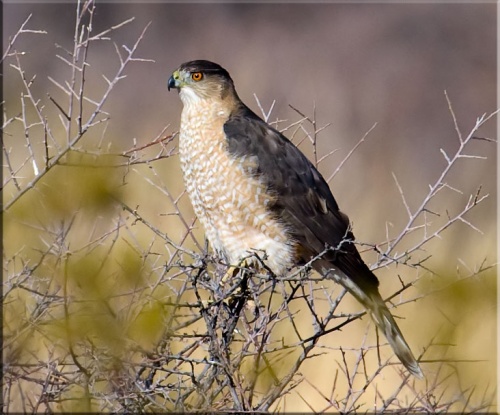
[321,265,423,378]
[367,291,423,379]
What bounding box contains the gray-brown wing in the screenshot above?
[224,105,379,292]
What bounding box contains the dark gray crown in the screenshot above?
[179,60,232,82]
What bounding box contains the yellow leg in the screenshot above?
[221,264,242,285]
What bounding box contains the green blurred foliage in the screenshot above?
[127,299,169,350]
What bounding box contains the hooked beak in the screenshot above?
[167,75,177,91]
[168,70,181,91]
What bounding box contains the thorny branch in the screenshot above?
[380,98,499,268]
[2,1,153,212]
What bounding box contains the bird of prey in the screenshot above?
[168,60,423,378]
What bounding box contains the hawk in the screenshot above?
[168,60,423,378]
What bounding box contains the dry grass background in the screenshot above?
[2,1,497,413]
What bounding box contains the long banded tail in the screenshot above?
[366,291,423,378]
[321,265,423,378]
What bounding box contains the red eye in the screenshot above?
[191,72,203,81]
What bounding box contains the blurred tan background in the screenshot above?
[3,2,497,412]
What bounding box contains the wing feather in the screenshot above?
[224,104,379,291]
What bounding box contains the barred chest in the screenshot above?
[177,100,294,275]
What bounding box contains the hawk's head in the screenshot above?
[168,60,235,104]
